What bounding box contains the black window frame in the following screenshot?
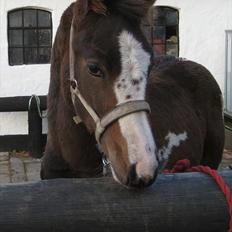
[8,8,53,66]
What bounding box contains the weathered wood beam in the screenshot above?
[0,172,231,232]
[0,95,47,153]
[0,96,47,112]
[28,96,45,158]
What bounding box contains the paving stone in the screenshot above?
[0,152,9,162]
[0,161,10,183]
[10,157,26,183]
[0,149,231,184]
[24,161,41,182]
[223,149,232,160]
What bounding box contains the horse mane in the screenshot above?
[153,56,187,71]
[75,0,156,21]
[105,0,156,20]
[89,0,107,15]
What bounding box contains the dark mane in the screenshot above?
[73,0,155,25]
[106,0,156,20]
[153,56,187,70]
[89,0,107,15]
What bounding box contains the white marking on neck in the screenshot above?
[158,131,188,162]
[113,30,158,179]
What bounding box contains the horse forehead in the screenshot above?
[113,30,151,103]
[118,30,151,75]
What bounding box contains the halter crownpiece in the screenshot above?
[69,20,151,144]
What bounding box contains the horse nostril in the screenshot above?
[127,164,137,186]
[127,164,157,188]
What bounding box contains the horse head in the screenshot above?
[69,0,158,188]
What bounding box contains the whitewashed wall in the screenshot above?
[0,0,74,135]
[156,0,232,95]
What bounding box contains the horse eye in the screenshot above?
[87,63,104,78]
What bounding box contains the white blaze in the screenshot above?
[113,30,158,178]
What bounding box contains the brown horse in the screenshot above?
[41,0,225,188]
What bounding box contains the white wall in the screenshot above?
[0,0,74,97]
[156,0,232,95]
[0,0,74,135]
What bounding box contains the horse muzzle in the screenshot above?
[126,163,158,188]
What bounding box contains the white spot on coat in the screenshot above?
[158,131,188,162]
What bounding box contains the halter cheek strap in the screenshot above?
[70,79,151,144]
[69,21,151,145]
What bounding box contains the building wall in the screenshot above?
[0,0,73,135]
[0,0,73,97]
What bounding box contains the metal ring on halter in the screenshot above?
[70,79,78,90]
[102,155,111,176]
[102,156,110,167]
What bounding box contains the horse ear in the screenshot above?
[74,0,107,19]
[147,0,156,11]
[88,0,107,15]
[74,0,89,20]
[137,0,156,18]
[107,0,156,19]
[74,0,155,19]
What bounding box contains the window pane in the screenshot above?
[166,9,178,26]
[8,9,52,65]
[38,11,51,27]
[166,26,178,42]
[166,44,178,57]
[24,9,37,27]
[24,29,38,47]
[38,29,51,46]
[9,48,23,65]
[9,30,23,46]
[38,48,51,63]
[153,26,165,44]
[153,44,165,56]
[166,35,178,44]
[9,11,22,27]
[24,48,38,64]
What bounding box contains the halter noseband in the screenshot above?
[69,21,151,145]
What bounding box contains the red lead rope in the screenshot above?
[163,159,232,232]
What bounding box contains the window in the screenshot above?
[153,7,179,57]
[225,31,232,115]
[142,6,179,57]
[8,9,52,66]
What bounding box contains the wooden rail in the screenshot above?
[0,96,47,112]
[0,96,47,156]
[0,172,231,232]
